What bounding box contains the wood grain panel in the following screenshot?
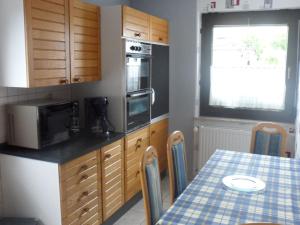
[124,127,150,202]
[69,0,101,84]
[59,150,101,225]
[101,139,124,221]
[122,6,150,41]
[150,119,169,172]
[25,0,70,87]
[150,15,169,44]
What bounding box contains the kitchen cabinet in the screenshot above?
[69,0,101,83]
[60,151,101,225]
[121,6,169,44]
[124,126,150,202]
[150,16,169,44]
[0,0,101,88]
[101,139,125,220]
[122,5,150,41]
[150,119,169,172]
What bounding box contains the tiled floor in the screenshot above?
[114,177,170,225]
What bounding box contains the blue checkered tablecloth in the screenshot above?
[157,150,300,225]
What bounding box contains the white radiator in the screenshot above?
[194,117,295,173]
[197,126,251,169]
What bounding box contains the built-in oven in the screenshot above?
[125,40,152,93]
[126,91,151,131]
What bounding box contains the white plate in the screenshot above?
[222,175,266,193]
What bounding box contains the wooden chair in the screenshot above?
[167,131,188,204]
[140,146,164,225]
[250,122,287,157]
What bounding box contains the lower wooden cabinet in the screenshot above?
[59,151,101,225]
[101,139,125,220]
[124,127,150,202]
[150,119,169,172]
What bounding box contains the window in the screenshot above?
[201,11,299,123]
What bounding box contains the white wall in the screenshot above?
[130,0,201,179]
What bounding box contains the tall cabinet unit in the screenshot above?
[0,0,101,88]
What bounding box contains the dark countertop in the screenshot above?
[0,131,125,164]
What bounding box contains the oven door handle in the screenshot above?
[127,90,152,98]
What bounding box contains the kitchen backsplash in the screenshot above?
[0,86,71,144]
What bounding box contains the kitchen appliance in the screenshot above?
[7,99,80,149]
[151,44,169,120]
[85,97,115,135]
[125,40,152,93]
[126,91,151,131]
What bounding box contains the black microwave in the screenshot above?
[7,99,80,149]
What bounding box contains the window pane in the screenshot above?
[209,25,288,111]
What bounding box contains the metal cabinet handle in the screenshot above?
[77,165,88,174]
[79,207,89,217]
[151,88,156,105]
[73,77,81,82]
[77,191,89,202]
[104,154,112,160]
[134,32,141,37]
[78,174,89,184]
[59,79,68,84]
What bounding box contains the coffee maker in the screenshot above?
[85,97,115,135]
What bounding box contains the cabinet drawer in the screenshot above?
[60,151,97,181]
[63,182,98,216]
[63,197,99,225]
[101,139,124,221]
[150,16,169,44]
[122,6,150,41]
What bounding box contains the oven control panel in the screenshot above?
[125,40,152,55]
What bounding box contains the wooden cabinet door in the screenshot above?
[122,6,150,41]
[60,151,101,225]
[150,119,169,172]
[124,127,150,202]
[24,0,70,87]
[150,16,169,44]
[101,139,124,221]
[69,0,101,83]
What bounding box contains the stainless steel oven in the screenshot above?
[125,40,152,93]
[126,91,151,131]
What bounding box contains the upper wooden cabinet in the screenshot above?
[25,0,71,87]
[150,16,169,44]
[0,0,101,88]
[69,0,101,83]
[122,6,150,41]
[122,6,169,44]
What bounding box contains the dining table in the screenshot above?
[157,149,300,225]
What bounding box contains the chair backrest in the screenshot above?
[241,223,282,225]
[140,146,164,225]
[167,131,188,204]
[250,122,287,157]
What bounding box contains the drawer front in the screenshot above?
[101,139,124,221]
[150,119,169,172]
[125,127,150,201]
[122,6,150,41]
[63,197,99,225]
[60,150,101,225]
[150,16,169,44]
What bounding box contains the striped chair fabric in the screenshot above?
[172,142,188,198]
[145,158,164,225]
[253,131,282,156]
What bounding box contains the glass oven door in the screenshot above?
[126,54,151,93]
[126,92,151,131]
